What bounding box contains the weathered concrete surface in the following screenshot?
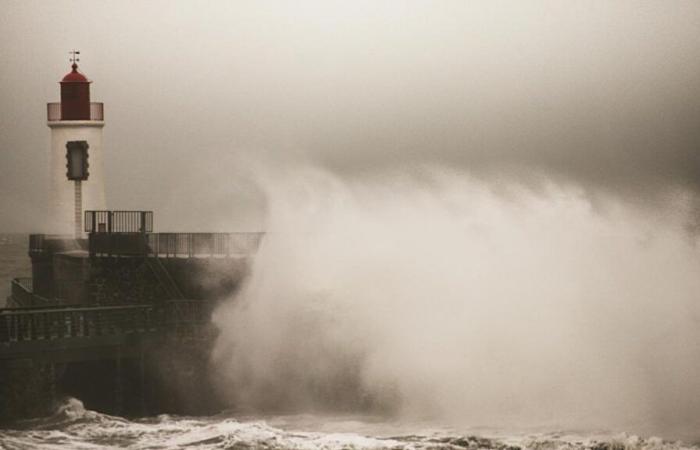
[31,250,251,305]
[0,330,223,422]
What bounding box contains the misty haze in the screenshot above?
[0,1,699,449]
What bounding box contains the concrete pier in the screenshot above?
[0,301,222,422]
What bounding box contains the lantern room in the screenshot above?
[47,53,104,122]
[59,62,91,120]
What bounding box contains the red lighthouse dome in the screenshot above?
[61,63,89,83]
[60,62,91,120]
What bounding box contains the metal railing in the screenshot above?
[146,232,264,257]
[85,210,153,233]
[0,301,208,343]
[88,232,263,258]
[15,278,32,293]
[47,102,104,121]
[9,278,56,308]
[10,278,34,307]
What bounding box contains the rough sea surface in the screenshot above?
[0,398,698,450]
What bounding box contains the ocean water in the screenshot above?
[1,398,698,450]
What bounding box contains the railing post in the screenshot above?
[0,316,8,343]
[21,315,27,341]
[47,363,56,409]
[32,314,39,339]
[139,343,147,415]
[95,310,102,336]
[71,312,77,337]
[11,315,18,342]
[115,346,124,415]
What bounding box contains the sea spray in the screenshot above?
[212,165,700,439]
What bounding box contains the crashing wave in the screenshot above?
[0,399,698,450]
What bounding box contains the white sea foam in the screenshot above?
[1,399,698,450]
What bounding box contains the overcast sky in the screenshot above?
[1,1,699,232]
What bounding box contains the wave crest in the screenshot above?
[1,402,698,450]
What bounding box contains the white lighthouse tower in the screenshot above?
[47,52,106,236]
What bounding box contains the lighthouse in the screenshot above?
[47,52,106,235]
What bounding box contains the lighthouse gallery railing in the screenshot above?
[85,210,154,233]
[47,102,104,121]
